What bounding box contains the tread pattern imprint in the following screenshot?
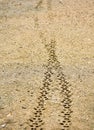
[26,39,73,130]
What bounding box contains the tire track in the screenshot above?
[28,39,72,130]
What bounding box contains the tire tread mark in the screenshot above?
[28,39,72,130]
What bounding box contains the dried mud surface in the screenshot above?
[0,0,94,130]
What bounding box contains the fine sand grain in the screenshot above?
[0,0,94,130]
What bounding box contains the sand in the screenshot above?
[0,0,94,130]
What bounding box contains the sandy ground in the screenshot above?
[0,0,94,130]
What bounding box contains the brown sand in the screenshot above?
[0,0,94,130]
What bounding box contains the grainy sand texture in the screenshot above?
[0,0,94,130]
